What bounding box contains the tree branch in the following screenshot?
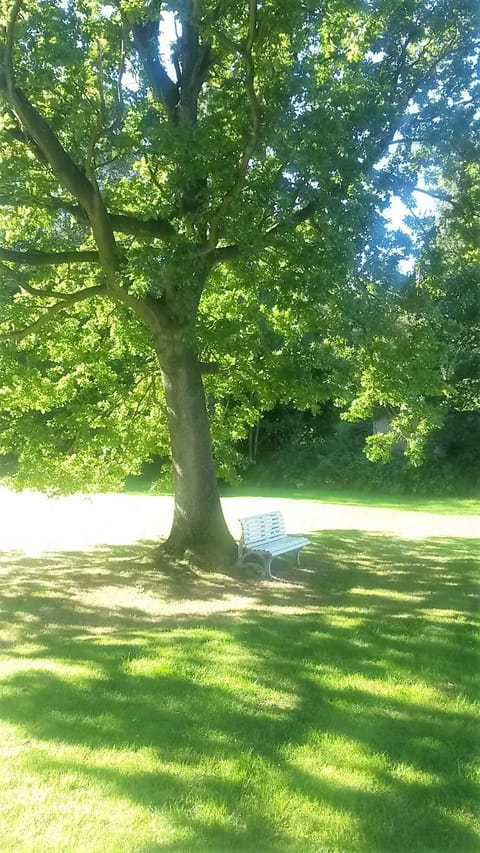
[209,0,261,246]
[0,193,88,221]
[1,3,140,310]
[2,121,49,164]
[412,186,453,205]
[0,195,177,241]
[177,3,213,125]
[130,18,179,122]
[113,28,127,127]
[0,284,107,342]
[0,247,100,265]
[0,8,95,215]
[212,197,320,265]
[0,261,67,297]
[4,0,23,78]
[0,259,25,292]
[18,282,73,298]
[85,40,108,175]
[109,212,177,240]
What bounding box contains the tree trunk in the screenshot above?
[159,346,237,565]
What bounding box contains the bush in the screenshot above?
[247,411,480,497]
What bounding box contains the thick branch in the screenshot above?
[3,0,24,79]
[1,87,96,214]
[109,212,176,240]
[3,123,49,164]
[1,7,95,214]
[0,247,100,265]
[0,194,87,221]
[85,40,108,175]
[1,6,149,314]
[18,282,74,298]
[130,18,179,122]
[0,284,107,342]
[0,195,177,241]
[0,259,25,291]
[2,2,120,288]
[209,0,261,246]
[0,262,101,300]
[177,3,213,125]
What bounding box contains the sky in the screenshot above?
[383,187,441,273]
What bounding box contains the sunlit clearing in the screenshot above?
[0,487,173,555]
[0,488,478,556]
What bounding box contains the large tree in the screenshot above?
[0,0,477,561]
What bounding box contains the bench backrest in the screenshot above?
[239,511,286,549]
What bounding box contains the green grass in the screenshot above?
[124,477,480,515]
[0,529,479,851]
[221,485,480,515]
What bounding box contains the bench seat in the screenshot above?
[249,535,309,557]
[237,511,309,578]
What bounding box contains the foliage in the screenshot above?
[0,0,478,496]
[248,409,480,497]
[414,154,480,415]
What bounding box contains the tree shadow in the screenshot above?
[0,530,478,851]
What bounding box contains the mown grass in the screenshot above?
[222,485,480,515]
[0,529,479,852]
[125,478,480,515]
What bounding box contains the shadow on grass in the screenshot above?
[0,531,479,851]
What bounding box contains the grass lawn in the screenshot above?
[0,508,479,851]
[221,486,480,516]
[124,477,480,515]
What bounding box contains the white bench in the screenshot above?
[237,511,309,578]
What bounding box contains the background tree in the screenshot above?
[0,0,477,561]
[416,146,480,414]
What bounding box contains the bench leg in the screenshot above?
[247,552,274,579]
[262,553,274,579]
[237,551,273,579]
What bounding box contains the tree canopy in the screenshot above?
[0,0,478,557]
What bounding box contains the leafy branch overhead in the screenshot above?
[0,284,107,342]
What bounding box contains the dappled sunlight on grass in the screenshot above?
[0,526,479,851]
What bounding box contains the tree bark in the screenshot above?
[159,345,236,565]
